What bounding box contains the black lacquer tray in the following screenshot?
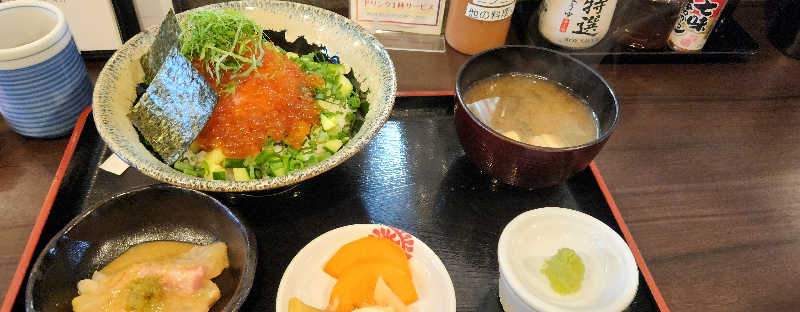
[4,96,668,311]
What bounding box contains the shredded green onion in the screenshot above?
[179,9,265,90]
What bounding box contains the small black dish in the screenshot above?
[25,184,257,312]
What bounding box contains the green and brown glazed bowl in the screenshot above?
[93,0,396,192]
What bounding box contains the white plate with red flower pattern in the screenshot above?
[275,224,456,312]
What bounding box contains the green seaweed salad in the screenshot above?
[141,9,368,181]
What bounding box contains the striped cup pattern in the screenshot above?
[0,37,92,138]
[0,0,92,139]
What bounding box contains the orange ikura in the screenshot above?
[193,44,323,158]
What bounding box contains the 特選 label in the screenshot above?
[537,0,618,49]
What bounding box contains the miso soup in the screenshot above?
[463,74,599,148]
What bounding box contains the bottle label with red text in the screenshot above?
[537,0,618,49]
[668,0,728,51]
[465,0,516,22]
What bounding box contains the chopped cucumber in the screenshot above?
[323,139,343,153]
[269,162,287,176]
[315,99,340,112]
[315,131,330,143]
[223,158,245,168]
[203,165,225,180]
[328,63,347,75]
[205,148,225,166]
[336,75,352,97]
[204,162,225,180]
[316,151,333,162]
[232,168,249,181]
[212,171,227,180]
[320,113,338,131]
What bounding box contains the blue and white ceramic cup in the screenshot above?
[0,1,92,138]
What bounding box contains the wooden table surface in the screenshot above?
[1,2,798,311]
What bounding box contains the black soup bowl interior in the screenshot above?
[454,45,619,188]
[25,184,257,312]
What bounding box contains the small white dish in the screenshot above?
[498,207,638,312]
[276,224,456,312]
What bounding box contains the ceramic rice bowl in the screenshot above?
[93,0,396,192]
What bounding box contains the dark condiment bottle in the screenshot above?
[612,0,683,50]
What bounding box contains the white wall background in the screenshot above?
[133,0,174,30]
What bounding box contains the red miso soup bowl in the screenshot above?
[454,45,619,188]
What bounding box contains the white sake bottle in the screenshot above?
[537,0,619,49]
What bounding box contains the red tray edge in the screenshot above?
[590,163,671,312]
[396,90,455,97]
[2,105,93,312]
[1,94,670,312]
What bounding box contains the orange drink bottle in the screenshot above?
[444,0,517,55]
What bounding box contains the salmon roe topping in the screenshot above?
[193,45,323,158]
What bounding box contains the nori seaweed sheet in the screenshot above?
[140,9,181,83]
[263,30,340,64]
[129,46,218,165]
